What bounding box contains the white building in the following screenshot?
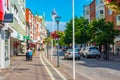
[0,0,26,70]
[9,0,26,57]
[84,5,90,22]
[96,0,105,19]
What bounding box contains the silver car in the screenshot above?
[64,49,81,60]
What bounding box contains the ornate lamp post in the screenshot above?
[55,15,61,67]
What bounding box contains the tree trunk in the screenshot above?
[99,45,102,53]
[103,43,109,60]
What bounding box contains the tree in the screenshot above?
[88,19,120,60]
[43,37,51,58]
[64,17,90,45]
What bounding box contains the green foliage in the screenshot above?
[43,37,51,45]
[88,18,120,45]
[64,17,90,45]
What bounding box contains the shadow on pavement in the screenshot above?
[78,56,120,71]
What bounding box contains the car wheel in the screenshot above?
[78,57,81,60]
[85,55,88,58]
[95,55,101,60]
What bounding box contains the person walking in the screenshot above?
[26,47,33,61]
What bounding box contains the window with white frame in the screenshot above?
[108,9,112,15]
[116,15,120,26]
[5,0,10,10]
[100,10,103,14]
[100,10,104,18]
[96,11,99,18]
[99,0,103,3]
[96,0,103,5]
[96,0,99,5]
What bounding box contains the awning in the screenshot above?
[0,0,4,21]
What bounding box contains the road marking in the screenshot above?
[43,53,67,80]
[40,53,55,80]
[61,61,93,80]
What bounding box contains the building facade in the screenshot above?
[90,0,96,21]
[10,0,26,57]
[0,0,26,70]
[96,0,105,19]
[84,0,120,55]
[84,5,90,22]
[26,9,47,50]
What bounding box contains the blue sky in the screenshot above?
[26,0,93,32]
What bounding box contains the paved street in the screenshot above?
[0,52,50,80]
[0,49,120,80]
[50,48,120,80]
[0,51,68,80]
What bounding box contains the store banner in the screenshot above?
[0,0,4,21]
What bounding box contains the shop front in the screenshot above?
[10,30,26,57]
[0,27,12,69]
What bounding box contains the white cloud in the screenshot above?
[46,21,66,32]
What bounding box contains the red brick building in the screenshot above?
[105,7,120,30]
[90,0,96,21]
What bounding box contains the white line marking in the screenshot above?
[43,53,67,80]
[40,53,55,80]
[61,61,93,80]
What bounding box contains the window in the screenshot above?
[116,15,120,26]
[86,11,89,15]
[5,0,9,10]
[96,0,103,5]
[96,11,99,18]
[108,9,112,15]
[4,31,9,60]
[99,0,103,3]
[96,0,99,5]
[100,10,103,14]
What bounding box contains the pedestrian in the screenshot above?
[26,48,29,61]
[29,47,33,60]
[26,47,33,61]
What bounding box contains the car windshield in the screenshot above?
[89,47,98,50]
[68,49,79,52]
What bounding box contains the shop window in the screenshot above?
[4,31,9,60]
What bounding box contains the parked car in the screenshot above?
[64,49,81,60]
[79,47,86,56]
[82,46,101,58]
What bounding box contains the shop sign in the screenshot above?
[4,13,13,23]
[23,36,30,40]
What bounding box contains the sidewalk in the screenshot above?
[0,51,50,80]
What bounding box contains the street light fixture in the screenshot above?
[51,9,57,61]
[55,15,61,67]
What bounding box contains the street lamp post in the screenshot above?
[72,0,75,79]
[55,16,61,67]
[51,9,56,61]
